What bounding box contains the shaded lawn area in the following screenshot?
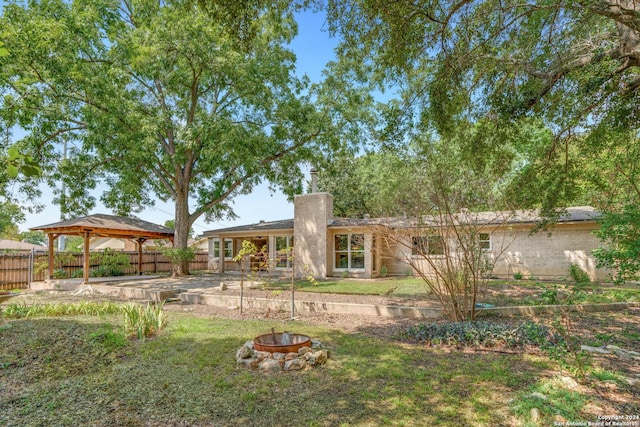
[2,313,541,426]
[3,309,638,427]
[267,277,640,306]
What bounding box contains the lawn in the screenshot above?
[1,299,638,426]
[267,277,640,307]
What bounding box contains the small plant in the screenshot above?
[341,270,349,278]
[122,302,166,342]
[380,265,388,278]
[568,263,590,286]
[405,267,413,277]
[540,285,560,305]
[404,321,552,348]
[541,314,593,380]
[53,269,67,279]
[513,272,522,280]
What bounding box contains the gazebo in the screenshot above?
[31,214,174,283]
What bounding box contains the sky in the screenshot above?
[18,9,340,236]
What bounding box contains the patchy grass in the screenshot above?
[268,277,430,296]
[266,277,640,308]
[0,312,531,426]
[1,306,638,427]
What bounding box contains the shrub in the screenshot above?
[90,249,130,277]
[380,265,388,278]
[53,269,68,279]
[404,321,553,348]
[122,302,167,341]
[513,272,523,280]
[568,264,590,286]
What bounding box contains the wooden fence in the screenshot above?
[0,251,209,290]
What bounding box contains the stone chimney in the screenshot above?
[293,190,333,279]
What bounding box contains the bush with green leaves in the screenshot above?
[568,264,590,286]
[404,321,553,348]
[122,302,167,341]
[593,203,640,284]
[90,248,131,277]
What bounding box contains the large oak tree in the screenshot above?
[0,0,361,275]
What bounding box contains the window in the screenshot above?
[213,239,234,259]
[334,233,365,270]
[479,233,491,251]
[224,240,233,259]
[412,235,444,256]
[275,235,294,268]
[213,240,221,259]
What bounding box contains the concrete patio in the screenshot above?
[27,273,640,319]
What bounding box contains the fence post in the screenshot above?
[28,249,33,288]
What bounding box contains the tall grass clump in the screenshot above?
[122,302,167,341]
[2,301,123,318]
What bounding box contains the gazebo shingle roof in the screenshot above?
[31,214,174,239]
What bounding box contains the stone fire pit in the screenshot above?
[236,331,329,373]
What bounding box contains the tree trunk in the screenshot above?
[173,193,191,277]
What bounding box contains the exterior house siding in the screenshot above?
[205,194,609,282]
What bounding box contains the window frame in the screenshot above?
[333,233,366,271]
[223,239,234,260]
[275,235,294,269]
[411,234,445,256]
[479,233,491,251]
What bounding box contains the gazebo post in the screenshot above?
[137,238,147,275]
[83,230,91,284]
[47,233,59,280]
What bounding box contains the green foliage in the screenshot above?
[122,302,167,342]
[52,269,67,279]
[568,264,590,286]
[88,325,128,351]
[0,0,359,267]
[540,316,593,380]
[90,249,131,277]
[511,380,588,426]
[0,201,24,236]
[2,301,123,318]
[64,236,85,252]
[593,204,640,284]
[18,231,46,246]
[5,147,41,179]
[513,272,523,280]
[162,247,195,265]
[404,321,552,348]
[380,265,388,278]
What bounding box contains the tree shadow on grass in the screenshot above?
[0,316,546,426]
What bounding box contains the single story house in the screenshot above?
[204,192,608,281]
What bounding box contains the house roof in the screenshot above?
[31,214,174,240]
[203,207,600,236]
[0,239,47,251]
[334,206,601,229]
[204,219,295,236]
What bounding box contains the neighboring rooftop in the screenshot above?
[0,239,46,251]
